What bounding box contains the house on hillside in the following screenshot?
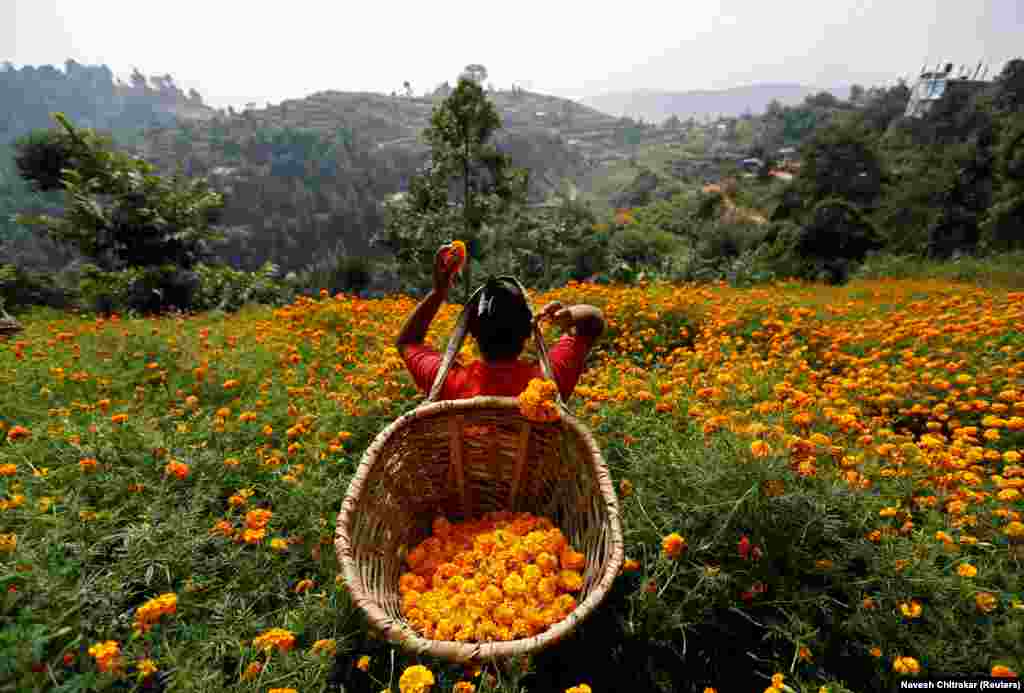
[904,62,990,118]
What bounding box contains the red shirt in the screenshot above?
[400,333,597,402]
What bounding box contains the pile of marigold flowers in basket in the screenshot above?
[398,511,587,642]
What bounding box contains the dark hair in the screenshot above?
[467,277,532,362]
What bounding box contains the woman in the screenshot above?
[396,245,604,402]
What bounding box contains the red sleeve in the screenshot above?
[545,333,597,402]
[400,344,466,398]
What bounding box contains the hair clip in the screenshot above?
[478,292,495,317]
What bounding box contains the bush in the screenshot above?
[193,262,294,313]
[296,252,375,296]
[0,263,74,313]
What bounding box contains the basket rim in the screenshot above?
[334,395,625,663]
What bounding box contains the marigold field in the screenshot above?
[1,277,1022,693]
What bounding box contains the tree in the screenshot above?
[15,113,224,272]
[980,118,1024,251]
[374,77,527,300]
[796,198,885,284]
[991,58,1024,115]
[793,120,884,211]
[461,64,488,85]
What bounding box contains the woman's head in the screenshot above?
[467,277,532,362]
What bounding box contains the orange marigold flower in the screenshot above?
[957,563,977,578]
[6,425,31,441]
[245,509,273,529]
[356,655,371,671]
[750,440,771,458]
[240,662,262,680]
[662,532,687,559]
[164,460,190,480]
[88,640,121,674]
[253,627,296,654]
[0,463,16,476]
[79,457,99,472]
[566,685,592,693]
[975,592,998,613]
[870,647,882,658]
[991,665,1018,678]
[110,414,128,425]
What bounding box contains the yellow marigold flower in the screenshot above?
[899,600,922,619]
[0,532,18,555]
[975,592,998,613]
[136,659,158,678]
[0,463,15,476]
[772,673,785,688]
[893,656,921,675]
[621,558,640,573]
[253,627,296,654]
[957,563,977,578]
[294,578,314,594]
[662,532,686,559]
[268,689,298,693]
[243,528,266,544]
[356,654,371,671]
[619,479,634,497]
[1004,521,1024,540]
[704,689,718,693]
[399,664,435,693]
[566,685,592,693]
[750,440,771,458]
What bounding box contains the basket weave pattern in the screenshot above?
[335,279,624,663]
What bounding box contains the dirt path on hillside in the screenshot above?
[703,183,768,225]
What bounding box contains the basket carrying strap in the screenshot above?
[426,277,570,417]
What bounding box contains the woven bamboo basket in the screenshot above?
[335,277,624,664]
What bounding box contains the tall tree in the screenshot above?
[374,77,527,300]
[15,113,224,271]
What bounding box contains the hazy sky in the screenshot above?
[3,0,1021,109]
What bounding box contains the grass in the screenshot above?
[1,271,1023,692]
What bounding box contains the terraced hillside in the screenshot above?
[128,89,688,272]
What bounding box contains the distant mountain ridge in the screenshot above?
[582,83,850,123]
